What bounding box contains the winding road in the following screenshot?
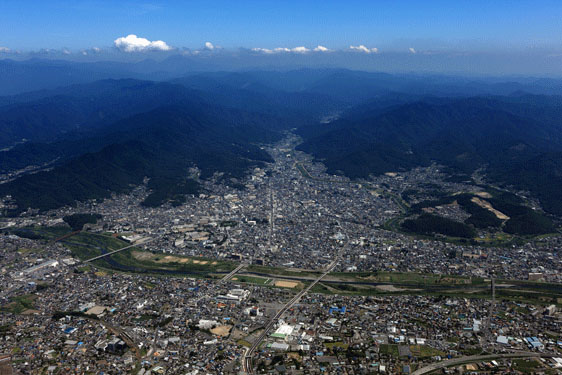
[412,352,555,374]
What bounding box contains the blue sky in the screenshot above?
[1,0,562,52]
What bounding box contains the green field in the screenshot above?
[1,294,36,314]
[379,344,399,357]
[512,358,542,373]
[232,275,270,285]
[409,345,445,358]
[325,341,349,350]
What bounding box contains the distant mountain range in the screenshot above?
[5,58,562,97]
[2,68,562,217]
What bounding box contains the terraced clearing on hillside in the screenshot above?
[390,188,560,245]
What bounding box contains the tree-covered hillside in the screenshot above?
[297,96,562,215]
[0,105,279,214]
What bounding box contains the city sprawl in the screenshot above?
[1,136,561,374]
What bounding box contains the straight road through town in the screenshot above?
[242,255,342,374]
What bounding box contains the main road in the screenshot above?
[241,148,348,373]
[412,352,555,374]
[82,237,155,264]
[218,262,248,284]
[242,255,340,374]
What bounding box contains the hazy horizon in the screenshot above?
[2,0,562,76]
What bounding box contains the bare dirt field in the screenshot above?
[157,255,190,264]
[131,250,153,261]
[211,325,232,337]
[471,197,509,220]
[131,251,196,264]
[21,309,41,315]
[274,280,300,288]
[474,192,492,198]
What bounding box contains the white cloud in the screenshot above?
[314,45,330,52]
[251,47,273,54]
[205,41,214,50]
[149,40,171,51]
[114,34,172,52]
[82,47,102,56]
[252,46,311,54]
[291,46,310,53]
[62,48,71,55]
[409,47,416,54]
[350,45,378,53]
[0,47,10,53]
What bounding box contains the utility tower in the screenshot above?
[486,275,496,347]
[268,183,275,252]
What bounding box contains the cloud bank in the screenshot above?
[114,34,172,52]
[350,45,378,53]
[252,45,332,54]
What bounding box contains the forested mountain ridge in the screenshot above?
[0,103,280,214]
[297,96,562,215]
[0,80,208,148]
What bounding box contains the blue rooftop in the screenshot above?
[329,306,346,314]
